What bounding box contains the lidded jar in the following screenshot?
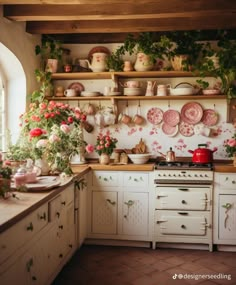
[14,167,27,188]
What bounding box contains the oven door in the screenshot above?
[155,185,211,211]
[156,210,210,236]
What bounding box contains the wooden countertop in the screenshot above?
[71,162,155,172]
[214,162,236,173]
[0,169,89,233]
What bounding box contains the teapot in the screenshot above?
[85,52,108,72]
[157,147,176,162]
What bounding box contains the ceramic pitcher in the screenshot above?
[85,52,108,72]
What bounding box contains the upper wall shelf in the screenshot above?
[46,95,227,101]
[51,71,198,80]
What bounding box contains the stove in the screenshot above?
[154,161,213,184]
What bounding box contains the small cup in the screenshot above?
[64,89,77,97]
[200,126,211,137]
[55,86,64,97]
[119,114,132,125]
[64,64,72,73]
[133,114,145,125]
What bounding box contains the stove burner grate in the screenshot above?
[155,161,213,170]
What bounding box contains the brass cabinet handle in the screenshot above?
[106,199,116,205]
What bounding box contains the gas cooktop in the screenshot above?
[155,161,213,171]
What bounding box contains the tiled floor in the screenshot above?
[52,245,236,285]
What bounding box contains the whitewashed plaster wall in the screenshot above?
[0,8,40,144]
[61,44,235,160]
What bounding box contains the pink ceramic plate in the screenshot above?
[181,102,203,125]
[162,123,179,137]
[179,121,194,137]
[163,109,180,127]
[146,107,163,125]
[201,109,219,126]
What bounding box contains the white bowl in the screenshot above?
[123,88,143,96]
[127,153,151,164]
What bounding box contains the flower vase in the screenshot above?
[99,153,110,165]
[35,157,50,175]
[70,147,86,165]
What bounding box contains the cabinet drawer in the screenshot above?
[155,211,210,236]
[218,173,236,190]
[0,203,48,265]
[155,186,211,211]
[92,171,122,187]
[123,172,149,188]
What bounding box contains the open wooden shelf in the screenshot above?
[46,95,227,101]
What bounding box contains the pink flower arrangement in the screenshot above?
[224,133,236,157]
[95,135,118,156]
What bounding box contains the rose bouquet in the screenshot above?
[17,100,90,174]
[224,133,236,158]
[95,134,118,156]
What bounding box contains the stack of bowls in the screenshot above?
[123,87,143,96]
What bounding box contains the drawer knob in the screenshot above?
[59,225,63,229]
[61,201,66,206]
[27,222,34,231]
[181,200,186,204]
[56,212,60,218]
[40,212,46,220]
[181,224,186,229]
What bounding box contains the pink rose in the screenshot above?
[49,134,61,143]
[227,139,236,147]
[85,144,94,153]
[39,103,47,110]
[60,124,71,134]
[36,139,48,148]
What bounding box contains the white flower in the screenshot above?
[49,134,61,143]
[60,124,71,134]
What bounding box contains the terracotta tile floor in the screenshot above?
[52,245,236,285]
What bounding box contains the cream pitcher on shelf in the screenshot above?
[85,52,108,72]
[145,81,156,96]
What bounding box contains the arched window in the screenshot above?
[0,75,6,151]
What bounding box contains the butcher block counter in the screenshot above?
[213,162,236,173]
[0,167,89,233]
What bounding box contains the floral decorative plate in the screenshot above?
[67,82,85,95]
[163,109,180,127]
[146,107,163,125]
[162,123,179,137]
[181,102,203,125]
[201,109,219,126]
[179,121,194,137]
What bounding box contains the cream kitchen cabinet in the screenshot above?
[0,180,78,285]
[87,170,153,243]
[214,173,236,247]
[74,175,88,248]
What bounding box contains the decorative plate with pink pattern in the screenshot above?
[181,102,203,125]
[163,109,180,127]
[201,109,218,126]
[147,107,163,125]
[179,121,194,137]
[162,123,179,137]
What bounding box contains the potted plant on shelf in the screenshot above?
[115,32,172,71]
[95,134,118,165]
[166,30,203,71]
[35,37,63,73]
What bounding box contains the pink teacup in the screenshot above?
[26,172,37,183]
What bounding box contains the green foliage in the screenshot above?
[115,32,172,64]
[106,52,124,71]
[33,69,53,101]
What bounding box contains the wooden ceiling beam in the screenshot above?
[26,16,236,34]
[4,2,236,21]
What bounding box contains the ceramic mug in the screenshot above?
[64,89,77,97]
[119,113,132,125]
[133,114,145,125]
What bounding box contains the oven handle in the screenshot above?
[178,188,189,191]
[178,212,188,215]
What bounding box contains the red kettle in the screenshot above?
[188,144,217,163]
